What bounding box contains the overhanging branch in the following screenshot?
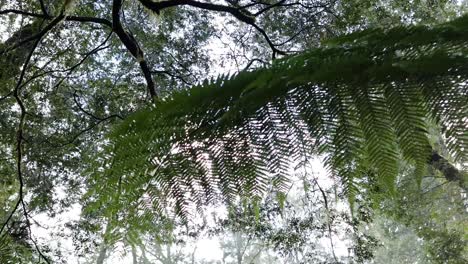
[139,0,255,24]
[137,0,286,57]
[112,0,157,98]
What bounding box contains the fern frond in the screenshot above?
[88,15,468,225]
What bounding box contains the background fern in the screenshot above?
[86,15,468,229]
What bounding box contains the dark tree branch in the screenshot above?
[0,13,76,261]
[421,181,449,195]
[112,0,157,98]
[38,0,49,16]
[19,31,112,91]
[237,1,331,14]
[0,9,45,17]
[0,31,51,264]
[16,31,122,149]
[137,0,286,57]
[139,0,255,24]
[238,1,266,10]
[34,107,124,150]
[0,200,21,237]
[59,115,123,148]
[151,70,193,86]
[73,91,124,121]
[313,178,338,263]
[66,15,112,27]
[242,58,268,71]
[274,25,311,47]
[249,23,283,59]
[0,9,112,27]
[0,91,13,102]
[260,8,328,49]
[253,0,286,16]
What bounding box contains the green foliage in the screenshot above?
[88,15,468,227]
[424,229,467,263]
[362,152,467,263]
[336,0,467,30]
[1,0,466,262]
[0,225,35,263]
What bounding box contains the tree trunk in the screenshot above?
[190,245,197,264]
[430,151,466,190]
[235,232,243,264]
[132,245,138,264]
[96,216,113,264]
[96,243,108,264]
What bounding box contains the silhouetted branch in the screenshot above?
[38,0,49,16]
[137,0,286,57]
[2,32,51,264]
[112,0,157,98]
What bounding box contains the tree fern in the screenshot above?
[87,15,468,226]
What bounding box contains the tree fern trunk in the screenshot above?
[96,243,108,264]
[96,219,112,264]
[430,152,466,191]
[131,245,138,264]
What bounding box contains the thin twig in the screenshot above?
[313,177,339,263]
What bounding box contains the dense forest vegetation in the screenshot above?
[0,0,467,263]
